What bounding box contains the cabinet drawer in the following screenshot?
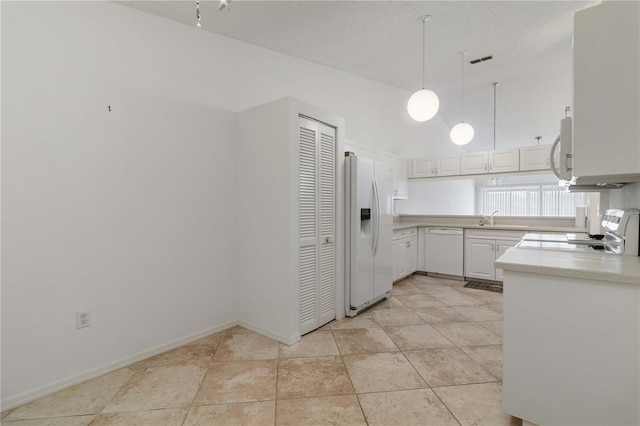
[465,229,526,240]
[393,228,417,240]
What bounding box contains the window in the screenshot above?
[478,184,587,217]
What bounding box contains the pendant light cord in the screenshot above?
[422,20,425,89]
[419,15,431,90]
[493,82,498,150]
[460,52,465,122]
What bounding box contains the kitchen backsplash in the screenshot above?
[609,182,640,210]
[396,214,578,229]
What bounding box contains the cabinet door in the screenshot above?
[519,145,551,171]
[407,237,418,274]
[318,123,336,327]
[495,239,518,282]
[489,149,519,173]
[573,2,640,178]
[460,151,489,175]
[464,238,496,280]
[436,155,461,176]
[392,240,398,281]
[411,158,435,178]
[396,238,409,279]
[392,157,408,199]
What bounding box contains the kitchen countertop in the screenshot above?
[495,247,640,285]
[393,222,586,233]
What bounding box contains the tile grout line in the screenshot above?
[273,354,280,426]
[337,342,369,425]
[179,357,212,426]
[398,276,491,426]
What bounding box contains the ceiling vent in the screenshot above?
[470,55,493,64]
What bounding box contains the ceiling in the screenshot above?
[120,0,597,94]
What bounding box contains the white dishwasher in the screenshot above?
[425,228,464,277]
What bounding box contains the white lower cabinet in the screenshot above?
[494,240,518,281]
[393,228,417,282]
[502,269,639,425]
[465,238,495,280]
[464,230,525,281]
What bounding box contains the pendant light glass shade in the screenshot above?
[408,15,439,122]
[450,122,475,145]
[407,89,440,122]
[450,51,474,145]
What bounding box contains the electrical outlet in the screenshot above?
[76,310,91,329]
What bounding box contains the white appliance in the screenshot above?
[345,154,393,317]
[517,208,640,256]
[425,228,464,276]
[550,115,626,191]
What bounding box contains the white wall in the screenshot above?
[396,179,476,215]
[437,63,573,153]
[399,63,572,160]
[1,1,448,407]
[2,1,242,404]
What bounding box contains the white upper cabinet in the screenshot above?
[460,149,520,176]
[573,1,640,179]
[461,151,489,175]
[519,144,553,171]
[412,157,436,178]
[436,155,461,176]
[392,156,408,200]
[489,148,520,173]
[411,155,460,178]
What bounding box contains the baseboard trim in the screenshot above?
[237,320,300,346]
[1,320,237,411]
[426,272,465,281]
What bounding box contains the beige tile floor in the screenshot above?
[1,275,521,426]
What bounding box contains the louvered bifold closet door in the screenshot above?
[298,117,336,335]
[317,123,336,327]
[298,118,318,334]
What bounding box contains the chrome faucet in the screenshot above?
[481,210,499,226]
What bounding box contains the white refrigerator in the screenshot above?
[345,155,393,317]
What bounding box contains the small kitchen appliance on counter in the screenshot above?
[517,208,639,255]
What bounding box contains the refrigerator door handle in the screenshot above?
[372,177,380,257]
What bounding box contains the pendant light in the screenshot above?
[407,15,440,122]
[194,0,231,28]
[450,51,474,145]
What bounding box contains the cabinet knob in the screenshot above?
[406,241,411,248]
